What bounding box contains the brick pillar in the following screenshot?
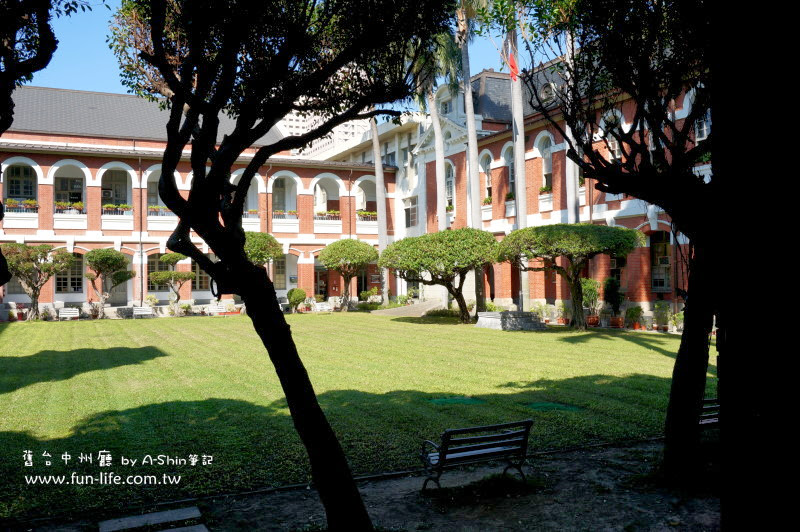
[87,187,101,231]
[177,261,192,300]
[132,188,144,232]
[131,254,145,304]
[38,184,54,231]
[297,261,315,296]
[343,195,356,236]
[259,191,268,233]
[298,195,314,234]
[40,276,55,304]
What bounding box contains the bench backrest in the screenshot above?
[58,308,79,317]
[133,307,153,315]
[207,304,227,313]
[440,420,533,461]
[314,302,333,311]
[700,398,719,425]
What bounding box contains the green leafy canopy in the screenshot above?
[317,239,378,279]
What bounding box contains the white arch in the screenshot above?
[500,142,515,165]
[140,164,183,190]
[352,174,378,190]
[598,109,630,135]
[1,156,44,183]
[267,170,303,194]
[46,159,92,186]
[96,161,139,188]
[182,167,211,191]
[308,172,347,197]
[230,168,266,193]
[531,131,556,158]
[478,149,495,167]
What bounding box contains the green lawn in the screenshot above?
[0,314,716,521]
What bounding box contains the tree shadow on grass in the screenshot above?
[1,373,683,526]
[0,347,169,395]
[390,316,472,326]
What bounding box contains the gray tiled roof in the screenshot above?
[7,86,283,146]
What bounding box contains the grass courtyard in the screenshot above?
[0,313,717,522]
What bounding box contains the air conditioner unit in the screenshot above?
[658,256,670,266]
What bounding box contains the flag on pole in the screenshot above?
[505,38,519,82]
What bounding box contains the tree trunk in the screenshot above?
[427,90,447,232]
[567,277,586,330]
[0,246,10,287]
[239,265,373,530]
[29,291,40,320]
[369,118,389,304]
[663,241,713,482]
[449,286,471,324]
[341,274,351,311]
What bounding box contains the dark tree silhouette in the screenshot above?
[110,0,454,528]
[1,1,93,286]
[512,0,717,481]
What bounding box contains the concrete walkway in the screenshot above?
[370,299,443,318]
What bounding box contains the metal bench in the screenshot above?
[313,301,333,312]
[132,306,155,319]
[700,398,719,428]
[420,419,533,490]
[207,304,228,316]
[58,307,80,321]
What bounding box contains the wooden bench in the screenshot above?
[58,307,80,321]
[700,398,719,428]
[419,419,533,490]
[132,306,155,319]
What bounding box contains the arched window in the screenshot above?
[445,164,455,210]
[480,154,492,199]
[695,109,711,141]
[539,137,553,189]
[55,253,84,294]
[503,147,515,193]
[4,165,37,208]
[192,254,215,291]
[53,166,86,213]
[273,255,287,290]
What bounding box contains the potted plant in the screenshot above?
[445,204,454,213]
[581,277,601,326]
[287,210,298,218]
[604,277,625,328]
[482,197,492,205]
[670,310,684,332]
[625,305,644,330]
[539,185,552,194]
[22,199,38,210]
[5,198,20,210]
[556,302,571,325]
[55,201,71,212]
[654,301,671,332]
[119,204,132,212]
[505,191,515,201]
[71,201,84,213]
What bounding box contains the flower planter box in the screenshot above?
[631,322,646,330]
[609,317,624,328]
[587,315,600,327]
[557,317,568,325]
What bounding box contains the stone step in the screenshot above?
[158,526,209,532]
[98,506,201,532]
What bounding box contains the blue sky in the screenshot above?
[31,1,511,99]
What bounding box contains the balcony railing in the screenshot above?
[102,208,133,216]
[147,207,177,216]
[3,205,38,213]
[272,211,299,219]
[54,204,86,214]
[243,211,259,219]
[356,212,377,222]
[315,212,341,221]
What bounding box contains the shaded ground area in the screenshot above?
[207,440,716,531]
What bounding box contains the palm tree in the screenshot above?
[413,31,461,232]
[456,0,487,311]
[369,116,390,302]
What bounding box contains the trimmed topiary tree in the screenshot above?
[148,253,194,315]
[317,239,378,311]
[84,248,135,318]
[0,243,74,320]
[378,228,497,323]
[287,288,306,313]
[497,224,642,330]
[244,232,284,266]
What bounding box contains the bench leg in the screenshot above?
[421,471,442,491]
[503,460,527,482]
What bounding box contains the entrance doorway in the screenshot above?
[315,267,328,299]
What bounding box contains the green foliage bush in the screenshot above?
[580,278,601,315]
[287,288,307,312]
[603,277,625,317]
[244,232,283,266]
[359,287,378,301]
[625,305,643,326]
